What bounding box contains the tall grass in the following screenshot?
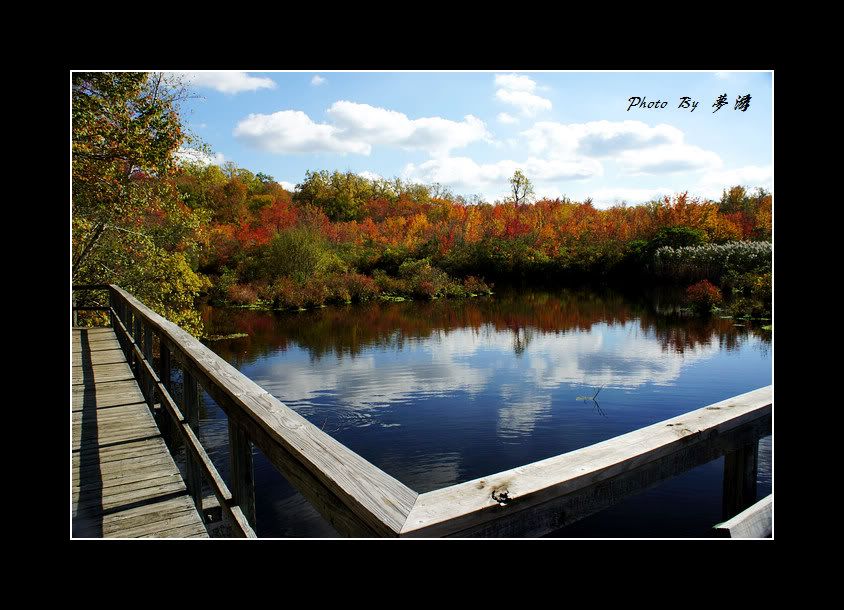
[653,241,771,282]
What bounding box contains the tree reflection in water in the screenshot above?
[200,285,771,366]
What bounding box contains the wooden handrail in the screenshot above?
[110,309,256,537]
[108,284,417,536]
[400,386,771,537]
[80,284,772,538]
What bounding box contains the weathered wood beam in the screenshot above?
[722,440,759,520]
[400,386,772,537]
[110,285,417,536]
[713,494,772,538]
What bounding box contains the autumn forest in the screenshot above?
[72,72,773,337]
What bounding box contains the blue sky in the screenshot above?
[172,70,772,208]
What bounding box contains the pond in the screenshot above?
[190,284,772,537]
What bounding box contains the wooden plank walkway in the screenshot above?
[72,327,209,538]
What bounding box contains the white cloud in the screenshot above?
[587,186,676,208]
[522,324,721,390]
[254,343,490,413]
[182,71,276,94]
[497,392,553,441]
[522,120,684,159]
[577,121,685,157]
[569,167,771,208]
[494,73,537,92]
[393,117,726,200]
[245,322,724,445]
[520,120,721,175]
[497,112,518,124]
[326,101,491,156]
[278,181,296,191]
[403,155,601,197]
[619,144,723,174]
[233,110,370,154]
[495,88,552,116]
[234,102,491,157]
[697,165,773,199]
[174,147,225,166]
[311,75,326,86]
[357,170,382,181]
[494,73,552,117]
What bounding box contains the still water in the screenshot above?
[191,285,772,537]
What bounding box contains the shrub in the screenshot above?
[260,227,344,283]
[265,277,304,309]
[376,247,414,275]
[398,258,457,298]
[397,257,434,279]
[415,279,437,299]
[725,271,771,318]
[210,267,238,302]
[372,270,411,296]
[463,275,492,295]
[685,280,723,314]
[654,241,771,282]
[442,281,467,298]
[325,274,352,304]
[227,283,258,305]
[300,279,329,308]
[648,226,707,250]
[345,272,381,302]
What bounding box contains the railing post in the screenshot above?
[73,291,78,327]
[108,287,115,328]
[124,308,134,366]
[117,297,127,352]
[133,314,142,379]
[183,370,203,510]
[158,338,173,448]
[143,324,153,409]
[722,440,759,520]
[228,419,257,529]
[121,299,129,349]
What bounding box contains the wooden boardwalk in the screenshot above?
[72,327,208,538]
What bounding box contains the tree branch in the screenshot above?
[72,222,107,279]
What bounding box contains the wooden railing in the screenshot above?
[74,285,256,537]
[72,284,772,538]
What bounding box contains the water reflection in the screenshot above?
[204,287,770,364]
[201,289,770,439]
[497,389,553,442]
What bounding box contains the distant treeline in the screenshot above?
[173,163,771,316]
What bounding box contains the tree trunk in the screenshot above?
[72,221,107,279]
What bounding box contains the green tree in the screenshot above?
[72,72,207,333]
[509,169,535,206]
[74,73,182,272]
[293,170,374,221]
[718,185,748,214]
[259,227,344,283]
[174,162,228,212]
